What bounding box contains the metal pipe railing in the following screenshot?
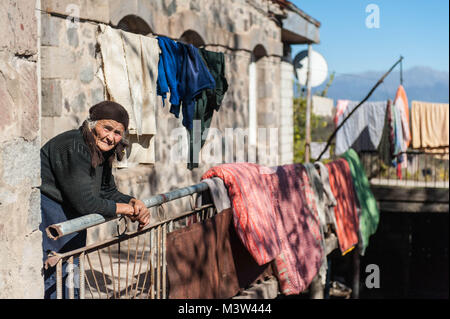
[46,182,209,240]
[359,150,449,187]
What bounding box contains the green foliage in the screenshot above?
[293,95,307,163]
[293,74,336,163]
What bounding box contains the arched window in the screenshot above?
[117,15,153,35]
[253,44,267,62]
[179,30,206,48]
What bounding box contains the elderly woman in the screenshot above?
[40,101,150,298]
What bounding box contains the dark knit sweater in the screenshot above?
[40,129,133,218]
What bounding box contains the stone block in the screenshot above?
[66,26,79,47]
[59,79,90,116]
[0,138,40,188]
[0,0,38,55]
[82,0,109,23]
[20,230,44,298]
[79,63,94,83]
[90,87,105,105]
[41,46,77,79]
[41,79,63,116]
[0,205,44,298]
[27,188,41,231]
[40,116,79,145]
[41,12,61,46]
[109,0,138,25]
[0,53,39,142]
[0,187,18,206]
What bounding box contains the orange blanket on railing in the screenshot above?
[326,159,360,255]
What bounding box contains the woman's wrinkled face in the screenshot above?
[93,119,125,152]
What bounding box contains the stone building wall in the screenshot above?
[39,0,287,241]
[0,0,43,298]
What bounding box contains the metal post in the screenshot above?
[68,256,74,299]
[305,44,312,163]
[56,260,63,299]
[79,253,85,299]
[352,247,360,299]
[324,258,332,299]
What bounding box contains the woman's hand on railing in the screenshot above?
[129,198,151,231]
[116,203,136,217]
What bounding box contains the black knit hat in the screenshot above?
[89,101,129,131]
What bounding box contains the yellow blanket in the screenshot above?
[411,101,449,154]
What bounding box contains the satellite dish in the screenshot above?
[293,49,328,87]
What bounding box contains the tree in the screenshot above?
[293,74,335,163]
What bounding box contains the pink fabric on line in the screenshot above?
[202,163,324,295]
[270,164,324,295]
[334,100,350,126]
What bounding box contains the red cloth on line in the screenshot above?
[202,163,282,265]
[326,159,360,254]
[202,163,324,295]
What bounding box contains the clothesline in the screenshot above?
[316,57,404,161]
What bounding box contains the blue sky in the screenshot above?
[290,0,449,74]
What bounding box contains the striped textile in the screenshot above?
[201,163,281,265]
[326,159,360,254]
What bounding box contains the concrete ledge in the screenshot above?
[371,185,449,213]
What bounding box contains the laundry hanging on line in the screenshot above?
[334,100,387,155]
[374,86,412,178]
[334,85,412,179]
[96,25,159,165]
[201,162,324,296]
[156,36,229,170]
[97,29,228,168]
[165,149,379,297]
[156,36,216,130]
[326,158,360,255]
[411,100,449,155]
[342,148,380,256]
[187,48,229,169]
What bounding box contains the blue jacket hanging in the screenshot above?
[176,43,216,130]
[156,36,184,106]
[157,37,215,131]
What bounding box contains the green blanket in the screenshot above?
[342,149,380,255]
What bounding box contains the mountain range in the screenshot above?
[296,66,449,104]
